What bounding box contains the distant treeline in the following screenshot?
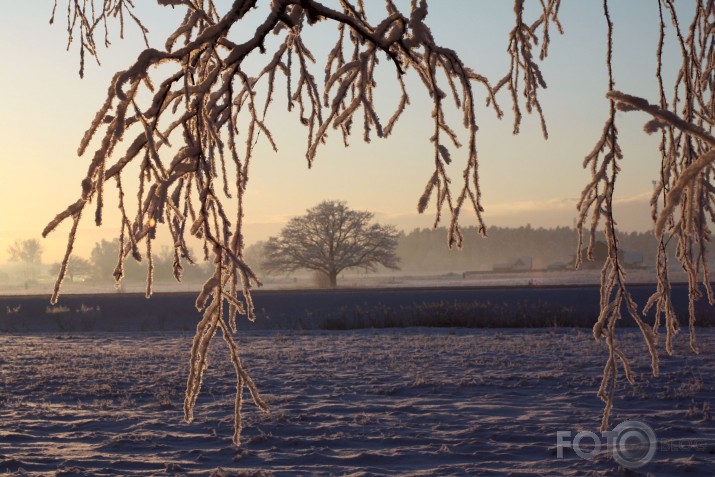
[4,228,683,288]
[395,226,669,273]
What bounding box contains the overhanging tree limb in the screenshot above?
[43,0,715,441]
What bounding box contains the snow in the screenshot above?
[1,328,713,476]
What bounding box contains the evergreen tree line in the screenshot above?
[394,226,675,274]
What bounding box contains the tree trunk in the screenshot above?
[328,271,338,288]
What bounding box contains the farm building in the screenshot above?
[493,256,533,272]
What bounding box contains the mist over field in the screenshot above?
[0,226,698,295]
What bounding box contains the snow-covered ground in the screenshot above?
[1,328,713,476]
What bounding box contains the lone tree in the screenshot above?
[41,0,715,441]
[262,201,399,287]
[7,239,44,281]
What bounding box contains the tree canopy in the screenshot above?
[262,200,399,287]
[42,0,715,442]
[7,239,43,266]
[7,239,44,281]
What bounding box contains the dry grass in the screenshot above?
[320,300,715,330]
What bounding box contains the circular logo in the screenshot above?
[610,420,657,469]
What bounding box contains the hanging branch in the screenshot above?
[606,0,715,357]
[492,0,562,139]
[51,0,150,78]
[576,0,658,432]
[47,0,715,443]
[44,0,511,444]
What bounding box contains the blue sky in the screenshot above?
[0,1,680,263]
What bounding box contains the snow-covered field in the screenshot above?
[1,328,713,476]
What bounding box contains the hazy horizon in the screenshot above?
[0,211,658,268]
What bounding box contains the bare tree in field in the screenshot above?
[8,239,44,281]
[42,0,715,441]
[262,201,399,287]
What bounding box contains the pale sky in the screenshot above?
[0,1,680,264]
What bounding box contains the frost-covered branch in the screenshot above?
[492,0,562,139]
[44,0,715,442]
[604,1,715,356]
[51,0,149,77]
[578,0,715,430]
[576,0,659,432]
[45,0,503,444]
